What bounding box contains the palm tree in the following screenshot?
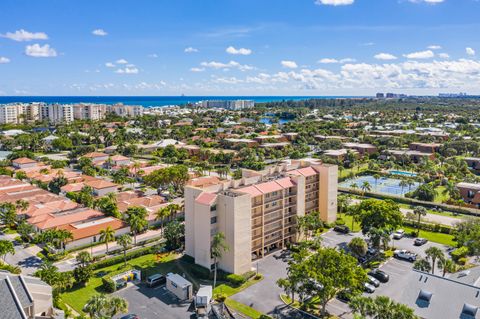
[155,206,170,236]
[167,203,181,222]
[106,296,128,317]
[83,295,107,319]
[412,206,427,236]
[15,199,29,213]
[399,179,408,194]
[211,232,229,289]
[425,247,444,275]
[373,173,381,187]
[76,251,92,267]
[360,181,371,195]
[116,234,132,266]
[127,214,147,245]
[99,226,115,253]
[56,229,73,251]
[437,257,457,277]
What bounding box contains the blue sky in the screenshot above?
[1,0,480,96]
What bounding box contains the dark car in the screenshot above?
[333,225,350,234]
[336,290,353,303]
[414,238,428,246]
[368,269,389,283]
[120,314,139,319]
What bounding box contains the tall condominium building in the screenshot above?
[22,103,41,122]
[40,104,74,124]
[0,104,24,124]
[109,104,144,117]
[73,103,108,121]
[185,159,338,274]
[201,100,255,110]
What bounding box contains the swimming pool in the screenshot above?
[339,175,420,196]
[389,170,418,177]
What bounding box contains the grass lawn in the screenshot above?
[434,186,450,203]
[339,163,369,180]
[402,226,456,247]
[337,214,362,232]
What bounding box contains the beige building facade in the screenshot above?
[185,159,338,275]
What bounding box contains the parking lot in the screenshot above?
[113,283,194,319]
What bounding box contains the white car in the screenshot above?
[394,249,417,262]
[393,229,405,240]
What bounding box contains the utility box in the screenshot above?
[166,273,193,301]
[194,285,213,317]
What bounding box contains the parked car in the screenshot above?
[333,225,350,234]
[146,273,166,287]
[414,238,428,246]
[393,229,405,240]
[366,247,378,256]
[115,279,127,290]
[336,289,353,303]
[364,282,376,293]
[394,249,417,262]
[368,269,389,283]
[120,315,139,319]
[367,275,380,287]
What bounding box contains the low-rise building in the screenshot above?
[456,182,480,207]
[409,142,441,153]
[343,142,377,155]
[12,157,38,170]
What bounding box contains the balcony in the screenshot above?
[264,204,283,214]
[264,195,283,204]
[264,236,282,246]
[264,214,283,225]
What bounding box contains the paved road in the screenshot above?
[0,231,42,275]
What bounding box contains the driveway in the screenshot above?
[114,283,194,319]
[0,230,43,275]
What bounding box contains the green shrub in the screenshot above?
[0,262,21,274]
[457,257,467,266]
[451,246,469,261]
[102,277,116,293]
[91,246,156,270]
[214,293,226,302]
[242,270,256,281]
[226,274,246,287]
[259,315,273,319]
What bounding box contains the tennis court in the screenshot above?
[340,175,420,196]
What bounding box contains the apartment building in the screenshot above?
[109,104,144,117]
[185,159,337,274]
[0,104,24,124]
[200,100,255,110]
[72,103,108,121]
[40,104,74,124]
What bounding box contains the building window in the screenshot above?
[210,204,217,211]
[210,216,217,224]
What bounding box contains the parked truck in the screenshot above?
[194,285,213,318]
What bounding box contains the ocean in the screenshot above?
[0,96,359,107]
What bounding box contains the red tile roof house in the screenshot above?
[12,157,38,169]
[32,208,129,250]
[60,178,119,197]
[82,152,109,164]
[110,155,131,167]
[409,142,441,153]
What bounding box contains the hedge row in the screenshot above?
[339,187,480,218]
[402,219,454,235]
[91,245,159,270]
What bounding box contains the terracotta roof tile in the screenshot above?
[195,192,217,206]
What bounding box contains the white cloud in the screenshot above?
[403,50,434,59]
[200,60,254,71]
[184,47,199,53]
[190,67,205,72]
[105,62,115,68]
[438,53,450,59]
[318,58,356,64]
[408,0,444,3]
[1,29,48,42]
[428,45,441,50]
[148,53,158,58]
[0,57,10,64]
[315,0,354,5]
[115,67,139,74]
[466,47,476,56]
[281,60,298,69]
[374,53,398,60]
[25,44,57,57]
[226,46,252,55]
[116,58,128,64]
[92,29,108,36]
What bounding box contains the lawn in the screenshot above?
[402,226,456,247]
[336,214,362,232]
[434,186,450,203]
[338,163,369,180]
